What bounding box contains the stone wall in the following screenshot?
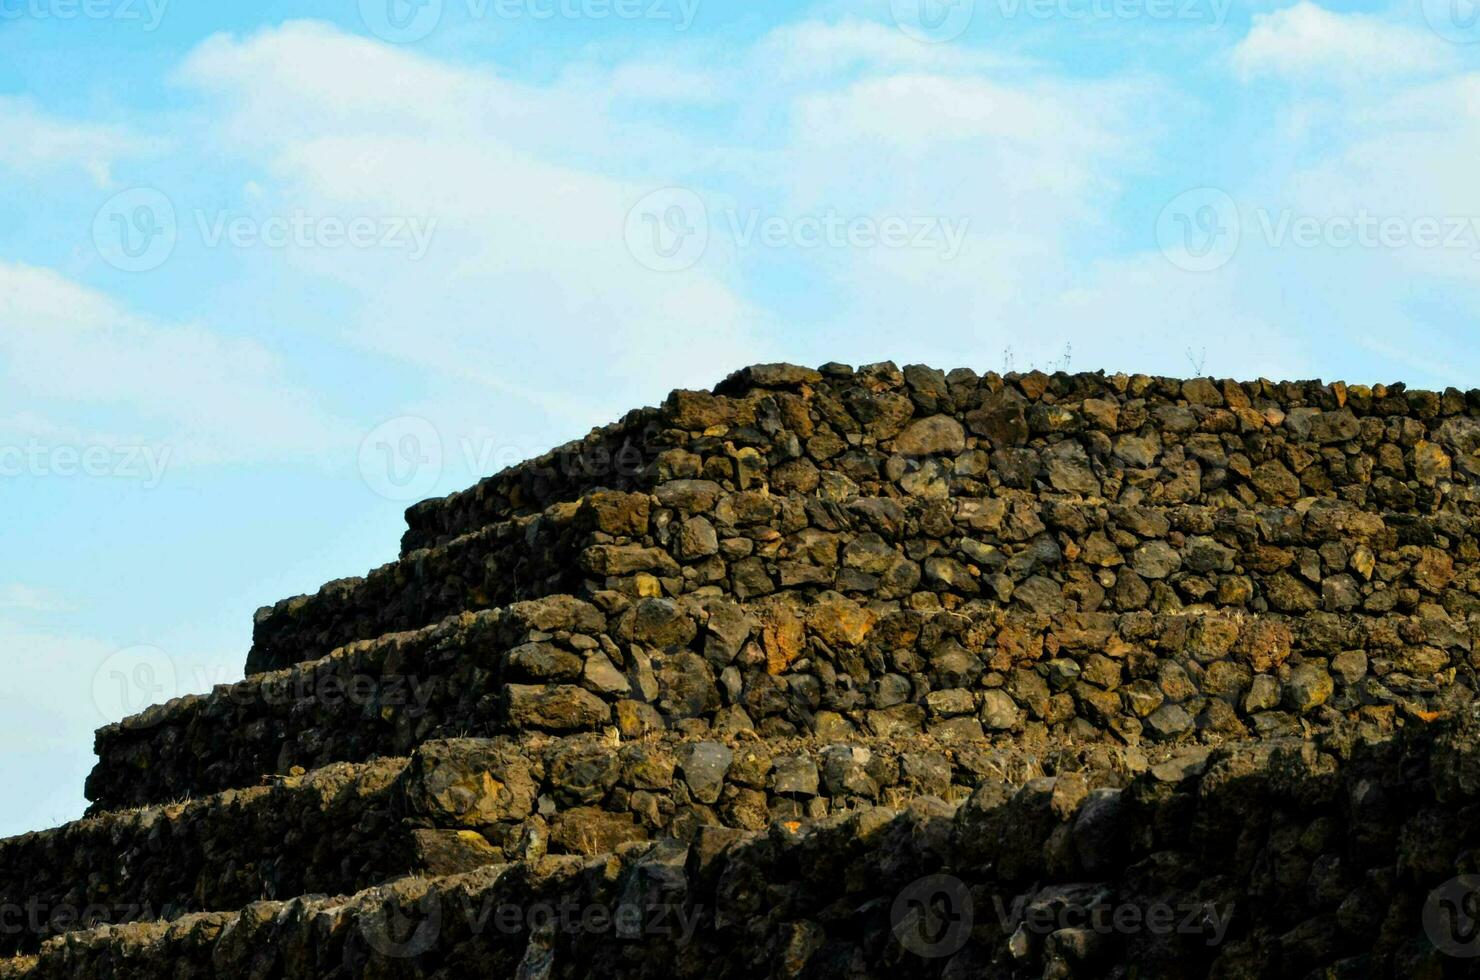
[0,761,407,956]
[96,572,1480,815]
[17,362,1480,978]
[17,713,1480,979]
[255,476,1480,680]
[22,725,1137,956]
[242,366,1480,798]
[401,364,1480,554]
[401,407,665,555]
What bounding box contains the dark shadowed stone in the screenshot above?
[772,756,820,796]
[966,392,1028,446]
[402,739,537,826]
[630,598,699,648]
[504,642,583,681]
[547,737,621,805]
[549,807,646,855]
[654,652,721,719]
[410,829,502,875]
[1071,788,1124,875]
[731,558,775,599]
[1183,536,1235,574]
[503,685,610,732]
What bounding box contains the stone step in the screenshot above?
[377,727,1152,875]
[253,434,1480,682]
[93,601,585,810]
[14,723,1146,958]
[277,369,1480,682]
[400,404,666,555]
[247,499,592,675]
[400,362,1480,556]
[17,716,1480,978]
[96,585,1480,810]
[1,759,411,956]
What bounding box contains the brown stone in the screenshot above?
[806,596,878,648]
[1237,621,1294,673]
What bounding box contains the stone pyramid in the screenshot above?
[5,362,1480,978]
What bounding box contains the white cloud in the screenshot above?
[1212,6,1480,384]
[174,21,768,440]
[785,72,1150,208]
[1240,58,1480,286]
[0,261,351,465]
[166,18,1196,439]
[754,18,1031,80]
[752,63,1173,369]
[177,21,625,167]
[607,63,724,104]
[0,97,152,188]
[157,12,1478,441]
[1232,3,1453,83]
[0,585,70,614]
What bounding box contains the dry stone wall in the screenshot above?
[0,761,406,956]
[95,581,1479,814]
[14,713,1480,979]
[12,362,1480,978]
[402,363,1480,552]
[24,722,1138,958]
[264,367,1480,673]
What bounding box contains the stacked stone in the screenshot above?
[5,362,1480,977]
[10,714,1480,978]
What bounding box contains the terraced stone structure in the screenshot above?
[7,363,1480,978]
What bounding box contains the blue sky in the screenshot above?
[2,0,1480,835]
